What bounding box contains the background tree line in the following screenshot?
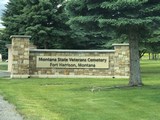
[0,0,108,50]
[1,0,160,59]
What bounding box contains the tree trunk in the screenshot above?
[155,54,158,60]
[129,38,143,86]
[152,53,154,60]
[149,53,151,60]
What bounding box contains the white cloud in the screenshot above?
[0,0,8,15]
[0,24,5,28]
[0,0,8,9]
[0,20,5,28]
[0,0,9,4]
[0,0,8,28]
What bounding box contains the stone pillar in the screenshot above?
[10,35,31,78]
[113,43,130,78]
[5,44,12,72]
[0,54,2,62]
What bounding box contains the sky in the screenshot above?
[0,0,9,28]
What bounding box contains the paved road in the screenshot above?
[0,71,10,77]
[0,71,23,119]
[0,96,23,120]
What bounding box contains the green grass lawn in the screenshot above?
[0,60,160,120]
[0,62,8,71]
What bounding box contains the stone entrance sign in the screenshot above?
[7,35,130,78]
[36,56,109,68]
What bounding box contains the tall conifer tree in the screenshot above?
[2,0,72,49]
[66,0,160,86]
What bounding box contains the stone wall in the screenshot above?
[113,44,130,77]
[29,50,115,78]
[0,54,2,62]
[10,35,30,78]
[9,35,130,78]
[5,44,12,72]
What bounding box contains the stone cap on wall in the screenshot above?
[29,49,115,53]
[10,35,31,39]
[112,43,129,46]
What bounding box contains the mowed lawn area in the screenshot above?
[0,62,8,71]
[0,60,160,120]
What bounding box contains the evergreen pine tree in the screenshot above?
[66,0,160,86]
[2,0,73,49]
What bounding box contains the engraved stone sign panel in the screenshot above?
[36,56,109,69]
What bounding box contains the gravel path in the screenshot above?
[0,71,10,77]
[0,96,23,120]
